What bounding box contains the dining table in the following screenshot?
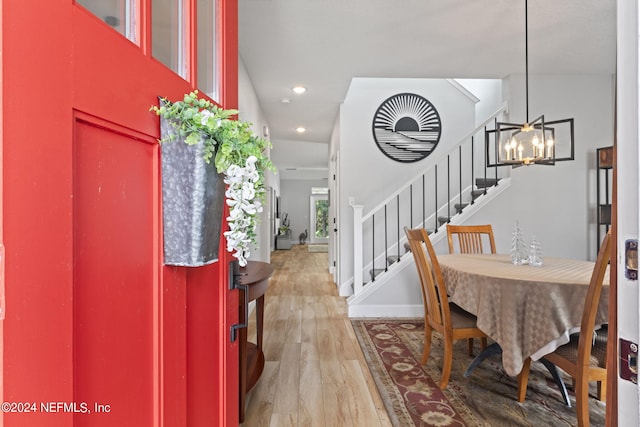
[437,253,609,380]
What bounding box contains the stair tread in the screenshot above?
[471,189,486,199]
[454,203,468,213]
[475,177,500,187]
[387,255,401,263]
[369,268,385,280]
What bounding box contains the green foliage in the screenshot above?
[150,91,275,264]
[150,90,273,178]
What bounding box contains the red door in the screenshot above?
[1,1,239,426]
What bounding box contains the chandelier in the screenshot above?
[486,0,575,167]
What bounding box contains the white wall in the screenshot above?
[338,78,478,290]
[456,78,504,126]
[279,179,329,245]
[339,73,613,312]
[470,74,614,260]
[238,58,277,262]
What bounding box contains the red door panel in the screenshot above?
[73,119,156,426]
[2,1,239,426]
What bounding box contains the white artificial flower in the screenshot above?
[246,156,257,167]
[222,158,264,266]
[226,164,242,177]
[241,183,256,200]
[200,110,214,126]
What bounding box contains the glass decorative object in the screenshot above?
[529,235,543,266]
[511,221,528,265]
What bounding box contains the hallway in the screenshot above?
[241,245,392,426]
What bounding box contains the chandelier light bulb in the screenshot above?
[532,134,540,146]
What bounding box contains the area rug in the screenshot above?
[308,244,328,253]
[352,319,606,427]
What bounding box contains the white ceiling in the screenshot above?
[238,0,616,179]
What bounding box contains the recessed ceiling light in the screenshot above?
[292,86,306,94]
[296,127,306,133]
[280,98,291,104]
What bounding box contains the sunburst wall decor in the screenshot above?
[372,93,442,163]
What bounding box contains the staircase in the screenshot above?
[367,176,500,281]
[348,105,511,309]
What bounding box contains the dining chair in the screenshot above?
[520,231,611,427]
[405,227,488,389]
[446,224,496,254]
[446,223,495,355]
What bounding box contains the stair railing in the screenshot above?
[352,104,509,296]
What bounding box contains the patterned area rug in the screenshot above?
[352,319,606,427]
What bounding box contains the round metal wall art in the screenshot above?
[372,93,442,163]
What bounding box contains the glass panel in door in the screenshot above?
[197,0,219,101]
[152,0,186,77]
[310,195,329,244]
[76,0,137,41]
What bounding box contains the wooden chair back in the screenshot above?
[577,230,611,372]
[446,224,496,254]
[405,227,451,331]
[538,231,611,427]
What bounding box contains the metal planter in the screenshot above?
[160,116,225,266]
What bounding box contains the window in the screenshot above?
[152,0,186,77]
[77,0,137,42]
[197,0,219,100]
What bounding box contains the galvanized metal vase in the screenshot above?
[160,115,225,266]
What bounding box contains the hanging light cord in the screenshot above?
[525,0,529,123]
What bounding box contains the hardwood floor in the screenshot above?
[241,245,392,427]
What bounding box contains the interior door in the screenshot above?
[614,0,639,424]
[2,1,239,426]
[310,194,329,244]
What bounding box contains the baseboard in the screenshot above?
[348,304,424,318]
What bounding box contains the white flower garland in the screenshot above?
[223,155,263,266]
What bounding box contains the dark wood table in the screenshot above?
[237,260,274,422]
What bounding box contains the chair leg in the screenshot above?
[517,358,532,402]
[421,324,433,365]
[439,337,453,389]
[574,377,590,427]
[540,359,571,407]
[481,337,487,350]
[597,380,606,402]
[467,338,474,356]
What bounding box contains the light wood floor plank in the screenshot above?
[340,359,387,427]
[241,245,391,426]
[329,318,360,361]
[283,309,302,344]
[268,413,297,427]
[317,328,343,385]
[322,381,355,427]
[272,343,301,415]
[298,358,326,427]
[242,361,279,426]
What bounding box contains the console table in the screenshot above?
[237,260,274,422]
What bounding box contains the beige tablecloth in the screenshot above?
[438,253,609,377]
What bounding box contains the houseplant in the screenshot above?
[151,90,273,266]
